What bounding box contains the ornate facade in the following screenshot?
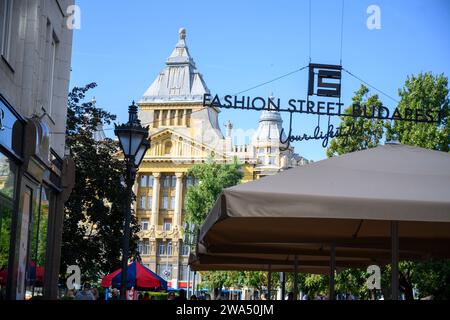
[134,28,309,289]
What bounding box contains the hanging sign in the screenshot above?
[202,63,444,148]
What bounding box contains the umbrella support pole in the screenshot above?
[281,272,286,300]
[329,243,336,300]
[294,255,298,300]
[267,265,272,300]
[187,265,191,298]
[391,221,399,300]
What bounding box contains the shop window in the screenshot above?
[0,153,17,292]
[26,185,54,298]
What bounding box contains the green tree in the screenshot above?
[60,83,140,283]
[387,72,450,151]
[386,72,450,299]
[184,158,244,296]
[184,157,243,226]
[327,85,385,157]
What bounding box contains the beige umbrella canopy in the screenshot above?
[196,144,450,299]
[200,144,450,254]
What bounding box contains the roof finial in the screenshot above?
[179,27,186,40]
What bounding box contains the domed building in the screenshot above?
[133,28,310,290]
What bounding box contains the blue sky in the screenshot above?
[70,0,450,161]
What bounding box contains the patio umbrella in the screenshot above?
[101,261,167,291]
[197,144,450,299]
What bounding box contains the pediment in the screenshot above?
[146,128,225,160]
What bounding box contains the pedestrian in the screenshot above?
[91,287,99,300]
[190,294,197,300]
[174,289,187,301]
[143,292,150,300]
[287,292,294,300]
[167,292,176,300]
[110,288,120,300]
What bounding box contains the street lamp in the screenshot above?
[114,101,150,300]
[183,222,199,298]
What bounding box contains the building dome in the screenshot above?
[253,110,286,143]
[259,110,282,123]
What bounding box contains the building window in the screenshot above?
[179,265,188,281]
[163,219,172,231]
[186,109,192,127]
[149,175,154,187]
[163,176,170,188]
[157,264,172,279]
[267,147,272,153]
[158,242,166,256]
[138,241,143,254]
[47,33,57,116]
[181,244,190,256]
[162,110,168,126]
[140,175,147,187]
[178,110,184,126]
[186,176,196,188]
[170,196,175,210]
[147,196,152,209]
[257,156,265,164]
[170,110,176,125]
[140,194,146,209]
[269,156,276,165]
[258,147,265,154]
[0,0,14,62]
[154,110,160,128]
[162,193,169,209]
[142,239,150,255]
[167,241,173,256]
[171,175,177,188]
[141,218,149,231]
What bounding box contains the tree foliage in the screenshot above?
[184,158,245,293]
[185,157,243,227]
[327,85,385,157]
[325,73,450,300]
[60,83,140,283]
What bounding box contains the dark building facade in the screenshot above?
[0,0,75,300]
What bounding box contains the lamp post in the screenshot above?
[183,222,198,298]
[114,101,150,300]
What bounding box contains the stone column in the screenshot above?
[151,173,160,227]
[174,172,184,227]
